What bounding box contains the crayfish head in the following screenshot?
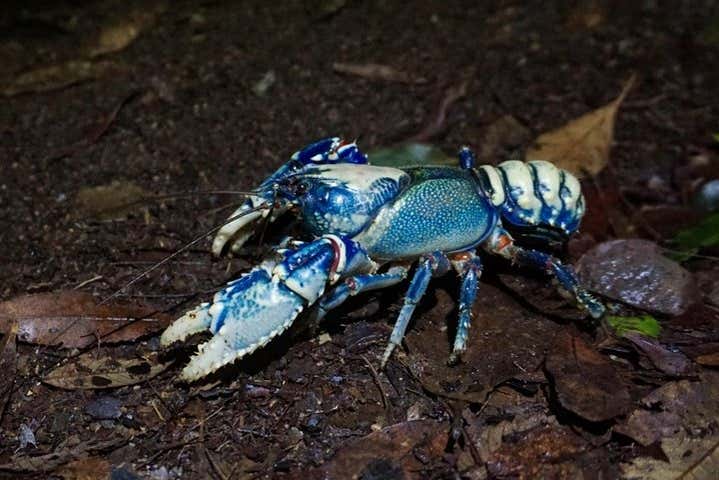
[276,164,408,238]
[212,138,369,256]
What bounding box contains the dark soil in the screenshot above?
[1,1,719,479]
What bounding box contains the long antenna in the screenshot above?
[99,203,271,305]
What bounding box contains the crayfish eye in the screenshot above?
[294,181,309,196]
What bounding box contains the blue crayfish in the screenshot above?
[161,138,605,380]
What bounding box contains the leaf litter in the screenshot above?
[526,75,636,178]
[43,350,172,390]
[0,290,171,349]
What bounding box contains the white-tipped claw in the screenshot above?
[160,303,211,346]
[212,197,267,257]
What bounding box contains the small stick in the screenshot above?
[361,354,390,417]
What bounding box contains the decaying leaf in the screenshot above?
[624,332,695,376]
[87,3,165,58]
[526,75,635,178]
[619,372,719,478]
[0,290,171,348]
[622,435,719,480]
[405,285,560,403]
[0,437,126,473]
[56,457,111,480]
[545,331,631,422]
[43,351,172,390]
[486,424,589,479]
[2,60,117,97]
[317,420,448,478]
[74,180,148,220]
[0,322,18,417]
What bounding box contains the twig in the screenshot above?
[360,354,391,419]
[43,90,140,165]
[409,74,471,142]
[73,275,103,290]
[137,440,198,468]
[236,427,273,439]
[205,447,229,480]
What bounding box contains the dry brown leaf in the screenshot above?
[526,75,636,178]
[0,322,18,417]
[0,290,171,348]
[43,350,172,390]
[56,457,111,480]
[74,180,148,220]
[317,420,448,478]
[0,437,125,473]
[623,435,719,480]
[545,331,631,422]
[2,60,117,97]
[87,3,166,57]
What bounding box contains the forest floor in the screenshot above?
[1,1,719,479]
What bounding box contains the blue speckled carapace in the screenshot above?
[162,138,604,381]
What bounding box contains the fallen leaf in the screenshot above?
[43,351,172,390]
[607,314,661,338]
[696,352,719,367]
[526,75,635,178]
[623,435,719,480]
[0,321,18,418]
[57,457,111,480]
[577,239,700,315]
[545,331,631,422]
[332,62,423,84]
[486,424,590,479]
[0,437,126,473]
[405,285,561,403]
[615,409,683,446]
[87,4,164,58]
[316,420,447,479]
[463,406,555,463]
[74,180,148,220]
[368,143,455,168]
[2,60,117,97]
[624,332,695,376]
[618,372,719,455]
[0,290,171,348]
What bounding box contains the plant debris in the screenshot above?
[526,75,635,178]
[0,291,171,348]
[43,351,172,390]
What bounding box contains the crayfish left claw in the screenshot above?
[160,303,212,346]
[166,235,376,381]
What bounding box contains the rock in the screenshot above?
[577,239,699,315]
[85,396,122,420]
